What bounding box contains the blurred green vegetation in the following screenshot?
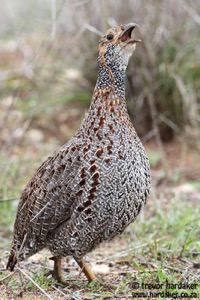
[0,0,199,142]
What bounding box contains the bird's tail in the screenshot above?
[7,249,18,271]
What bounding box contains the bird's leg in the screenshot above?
[48,256,67,284]
[75,258,96,282]
[47,256,96,284]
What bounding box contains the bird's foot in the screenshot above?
[46,256,69,285]
[46,269,68,285]
[75,258,96,282]
[46,256,96,286]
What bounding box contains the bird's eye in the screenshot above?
[107,34,114,41]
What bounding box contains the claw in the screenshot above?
[47,256,96,284]
[75,258,96,282]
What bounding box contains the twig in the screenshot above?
[141,128,158,142]
[185,251,200,255]
[52,285,83,299]
[18,264,25,291]
[163,264,182,273]
[30,202,49,222]
[178,257,194,265]
[17,233,27,263]
[96,238,164,262]
[52,285,69,296]
[182,2,200,25]
[0,268,6,271]
[144,87,169,178]
[68,0,92,9]
[83,24,103,36]
[18,267,54,300]
[51,0,57,41]
[0,198,19,202]
[0,270,16,283]
[178,226,194,258]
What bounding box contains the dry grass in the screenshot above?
[0,0,200,141]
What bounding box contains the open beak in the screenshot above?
[121,23,141,44]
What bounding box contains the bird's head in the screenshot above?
[98,23,141,72]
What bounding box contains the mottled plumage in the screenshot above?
[7,23,151,282]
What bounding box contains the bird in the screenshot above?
[7,23,151,284]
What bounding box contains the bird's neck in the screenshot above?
[78,68,133,139]
[96,61,126,99]
[83,64,131,128]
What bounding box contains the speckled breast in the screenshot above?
[49,122,151,259]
